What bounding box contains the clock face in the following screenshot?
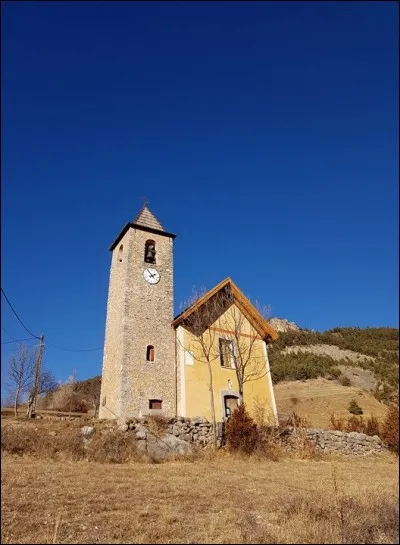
[143,268,160,284]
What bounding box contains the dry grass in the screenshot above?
[1,453,398,544]
[0,421,146,464]
[1,408,88,420]
[275,378,388,428]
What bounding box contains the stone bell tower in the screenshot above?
[99,205,177,419]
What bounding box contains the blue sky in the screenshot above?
[1,1,398,386]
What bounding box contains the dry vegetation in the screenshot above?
[274,378,388,428]
[2,452,398,544]
[1,413,399,544]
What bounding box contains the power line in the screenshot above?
[1,327,16,341]
[2,338,37,345]
[1,327,36,344]
[2,287,103,352]
[1,289,39,339]
[45,340,103,352]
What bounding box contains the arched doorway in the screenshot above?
[223,395,239,419]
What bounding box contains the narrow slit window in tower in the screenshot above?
[146,345,155,362]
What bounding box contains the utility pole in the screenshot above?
[27,335,44,418]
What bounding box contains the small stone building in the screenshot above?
[99,205,279,424]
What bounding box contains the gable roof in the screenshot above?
[172,277,278,343]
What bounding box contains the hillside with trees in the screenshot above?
[268,326,399,404]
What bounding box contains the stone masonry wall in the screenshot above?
[99,224,176,420]
[276,427,385,456]
[117,416,221,447]
[110,417,386,456]
[98,229,131,420]
[120,228,176,418]
[53,413,387,457]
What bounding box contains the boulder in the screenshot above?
[172,425,181,436]
[135,424,147,440]
[146,433,192,461]
[118,424,129,432]
[81,426,95,439]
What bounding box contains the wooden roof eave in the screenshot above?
[172,277,279,343]
[231,286,278,343]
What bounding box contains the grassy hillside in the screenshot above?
[274,378,388,429]
[268,327,399,403]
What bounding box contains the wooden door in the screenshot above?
[224,395,239,418]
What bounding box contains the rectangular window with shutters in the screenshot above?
[149,399,162,410]
[219,338,235,368]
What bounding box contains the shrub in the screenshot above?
[254,426,282,461]
[348,399,363,415]
[329,413,382,437]
[381,403,399,453]
[365,414,380,437]
[281,411,309,428]
[329,413,345,431]
[339,375,351,387]
[329,367,341,379]
[345,415,366,433]
[225,404,258,455]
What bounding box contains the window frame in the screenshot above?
[149,399,162,410]
[146,345,155,362]
[219,338,236,369]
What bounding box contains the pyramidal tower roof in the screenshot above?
[133,205,165,231]
[109,204,176,251]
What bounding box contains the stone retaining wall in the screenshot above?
[117,416,221,447]
[275,427,385,456]
[38,414,388,457]
[110,417,385,456]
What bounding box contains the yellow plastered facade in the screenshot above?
[177,304,277,424]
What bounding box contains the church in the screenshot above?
[99,205,279,424]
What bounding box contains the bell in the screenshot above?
[145,244,156,263]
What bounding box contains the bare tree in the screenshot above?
[5,345,58,417]
[36,368,58,396]
[218,300,271,403]
[30,367,58,412]
[5,345,37,417]
[178,286,233,447]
